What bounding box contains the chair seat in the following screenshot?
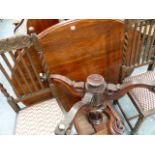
[15,99,64,135]
[124,71,155,112]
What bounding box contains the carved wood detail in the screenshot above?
[0,35,32,53]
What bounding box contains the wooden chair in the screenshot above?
[117,19,155,134]
[0,29,65,134]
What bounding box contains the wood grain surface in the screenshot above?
[27,19,59,34]
[13,19,124,111]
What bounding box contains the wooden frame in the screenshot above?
[0,28,59,113]
[11,19,124,111]
[116,19,155,134]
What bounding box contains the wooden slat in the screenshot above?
[25,48,44,89]
[134,21,143,65]
[129,22,138,66]
[147,25,155,61]
[139,21,148,64]
[143,21,154,62]
[9,51,33,93]
[1,53,26,94]
[20,56,39,91]
[15,87,51,102]
[140,22,148,63]
[0,63,20,97]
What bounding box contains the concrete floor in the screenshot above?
[0,19,155,135]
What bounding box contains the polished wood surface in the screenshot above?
[27,19,59,34]
[74,106,110,135]
[74,101,124,135]
[13,19,124,111]
[14,19,59,34]
[38,19,123,83]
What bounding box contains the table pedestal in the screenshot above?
[74,103,123,135]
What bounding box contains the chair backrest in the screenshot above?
[0,30,57,112]
[120,19,155,82]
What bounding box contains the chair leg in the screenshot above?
[131,115,144,135]
[113,99,144,135]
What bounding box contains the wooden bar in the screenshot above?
[0,82,20,112]
[1,53,26,94]
[140,23,148,63]
[143,21,154,62]
[129,22,138,66]
[9,51,33,93]
[20,56,39,91]
[122,19,129,66]
[145,23,154,59]
[15,87,51,102]
[147,25,155,61]
[25,47,44,89]
[0,63,20,97]
[134,21,143,64]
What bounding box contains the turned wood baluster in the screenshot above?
[129,22,138,66]
[24,47,43,90]
[29,27,57,98]
[119,20,130,82]
[122,32,128,66]
[0,83,20,112]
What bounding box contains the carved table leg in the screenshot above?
[55,93,93,135]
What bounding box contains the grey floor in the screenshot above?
[0,20,155,135]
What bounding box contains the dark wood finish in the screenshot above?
[27,19,59,34]
[13,19,124,111]
[0,82,20,112]
[14,19,59,34]
[38,19,123,83]
[74,106,111,135]
[0,34,58,112]
[120,19,155,82]
[52,72,155,134]
[73,93,126,135]
[118,19,155,134]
